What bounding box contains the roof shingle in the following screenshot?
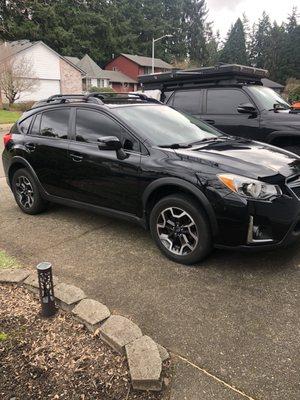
[121,53,173,69]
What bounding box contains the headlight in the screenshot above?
[218,173,282,200]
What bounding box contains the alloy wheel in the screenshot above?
[156,207,198,255]
[15,176,34,209]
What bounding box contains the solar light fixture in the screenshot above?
[37,262,57,317]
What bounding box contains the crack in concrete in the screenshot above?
[172,353,258,400]
[27,224,110,255]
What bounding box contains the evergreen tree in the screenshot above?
[219,18,248,64]
[249,11,272,68]
[185,0,209,66]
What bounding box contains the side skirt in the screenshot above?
[44,193,147,229]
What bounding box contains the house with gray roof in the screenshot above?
[66,54,138,93]
[0,40,84,102]
[104,53,174,84]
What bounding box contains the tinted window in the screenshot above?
[207,89,250,114]
[31,114,41,136]
[19,116,33,134]
[172,90,202,114]
[39,109,70,139]
[76,109,139,152]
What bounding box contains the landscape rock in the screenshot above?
[157,343,170,362]
[0,269,31,284]
[126,335,162,391]
[100,315,142,354]
[72,298,110,332]
[54,282,86,311]
[23,272,59,297]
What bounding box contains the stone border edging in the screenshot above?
[0,268,170,391]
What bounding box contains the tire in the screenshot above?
[282,146,300,156]
[150,194,212,265]
[11,168,48,215]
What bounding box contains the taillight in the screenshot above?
[3,133,12,146]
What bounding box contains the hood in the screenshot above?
[175,138,300,180]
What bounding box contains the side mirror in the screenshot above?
[97,136,128,160]
[98,136,122,150]
[237,103,257,114]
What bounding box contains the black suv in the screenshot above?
[3,93,300,265]
[139,64,300,155]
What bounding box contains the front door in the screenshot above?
[67,108,142,215]
[204,88,260,139]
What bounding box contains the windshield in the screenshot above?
[248,86,290,111]
[113,105,222,146]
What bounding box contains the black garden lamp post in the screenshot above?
[37,262,57,317]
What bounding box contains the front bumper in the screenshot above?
[208,188,300,250]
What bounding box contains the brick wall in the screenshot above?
[59,58,82,94]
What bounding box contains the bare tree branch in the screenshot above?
[0,46,39,105]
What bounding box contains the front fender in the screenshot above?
[142,177,218,236]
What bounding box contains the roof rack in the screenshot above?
[86,92,162,104]
[31,92,161,110]
[138,64,269,91]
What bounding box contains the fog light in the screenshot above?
[247,216,273,243]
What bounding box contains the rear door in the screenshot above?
[67,108,142,215]
[25,108,74,198]
[204,88,260,138]
[168,89,204,120]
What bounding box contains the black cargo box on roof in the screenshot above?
[139,64,269,91]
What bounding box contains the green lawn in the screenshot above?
[0,109,21,124]
[0,250,20,269]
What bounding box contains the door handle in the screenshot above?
[25,142,36,152]
[204,119,215,125]
[70,153,83,162]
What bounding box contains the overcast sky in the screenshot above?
[207,0,298,38]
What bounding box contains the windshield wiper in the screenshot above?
[159,143,192,149]
[188,136,227,146]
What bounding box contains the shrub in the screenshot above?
[89,86,116,94]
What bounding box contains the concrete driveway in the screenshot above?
[0,131,299,400]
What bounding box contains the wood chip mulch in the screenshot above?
[0,285,171,400]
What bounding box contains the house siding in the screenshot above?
[21,42,61,80]
[60,58,82,94]
[105,56,140,81]
[105,55,170,83]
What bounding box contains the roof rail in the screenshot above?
[31,92,161,110]
[87,92,162,104]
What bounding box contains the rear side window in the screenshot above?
[31,114,41,136]
[39,109,70,139]
[207,89,250,114]
[75,109,140,152]
[19,116,34,134]
[172,90,202,114]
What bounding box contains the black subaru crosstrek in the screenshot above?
[2,93,300,264]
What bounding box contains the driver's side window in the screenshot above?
[206,89,253,115]
[75,109,140,152]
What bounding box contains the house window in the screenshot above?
[123,83,129,88]
[144,67,152,75]
[97,79,103,88]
